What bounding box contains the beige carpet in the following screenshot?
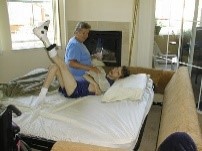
[138,105,162,151]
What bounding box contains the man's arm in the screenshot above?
[69,60,100,74]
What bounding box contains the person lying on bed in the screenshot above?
[33,20,129,105]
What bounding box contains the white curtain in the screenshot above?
[52,0,61,47]
[128,0,140,66]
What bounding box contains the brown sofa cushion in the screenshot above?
[157,67,202,150]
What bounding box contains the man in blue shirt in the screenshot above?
[65,22,100,77]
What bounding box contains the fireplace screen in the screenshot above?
[84,30,122,66]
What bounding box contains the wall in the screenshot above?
[66,0,133,22]
[0,49,65,83]
[0,0,155,83]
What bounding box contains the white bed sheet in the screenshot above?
[1,79,154,150]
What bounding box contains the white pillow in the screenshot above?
[102,74,149,102]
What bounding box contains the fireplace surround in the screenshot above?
[84,30,122,66]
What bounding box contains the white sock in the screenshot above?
[34,87,48,107]
[39,87,48,97]
[48,47,57,58]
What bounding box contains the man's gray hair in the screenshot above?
[74,22,91,33]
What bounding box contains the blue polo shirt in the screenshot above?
[65,37,92,77]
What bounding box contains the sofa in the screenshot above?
[51,66,202,151]
[156,66,202,151]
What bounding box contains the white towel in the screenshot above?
[86,67,110,92]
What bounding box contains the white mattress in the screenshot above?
[1,79,154,150]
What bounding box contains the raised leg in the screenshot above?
[33,21,77,102]
[42,64,63,89]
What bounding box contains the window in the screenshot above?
[154,0,202,69]
[7,0,57,50]
[154,0,202,110]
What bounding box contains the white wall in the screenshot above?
[66,0,133,22]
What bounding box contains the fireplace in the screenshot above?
[84,30,122,66]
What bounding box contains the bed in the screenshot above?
[0,68,154,151]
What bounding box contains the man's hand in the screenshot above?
[69,60,100,74]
